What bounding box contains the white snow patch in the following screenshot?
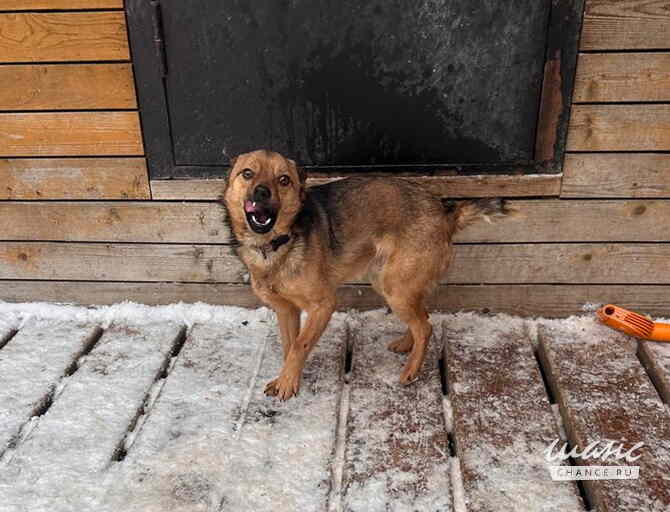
[450,457,467,512]
[0,301,272,329]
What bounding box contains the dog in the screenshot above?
[222,149,509,400]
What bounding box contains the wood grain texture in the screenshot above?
[0,64,136,110]
[567,105,670,151]
[0,202,228,242]
[638,341,670,404]
[0,0,123,9]
[581,0,670,50]
[5,199,670,243]
[0,112,143,156]
[562,153,670,198]
[4,282,670,316]
[459,199,670,243]
[539,322,670,511]
[0,158,149,199]
[342,319,450,509]
[2,242,670,284]
[574,52,670,102]
[0,12,128,63]
[445,323,582,510]
[150,174,562,200]
[0,243,248,282]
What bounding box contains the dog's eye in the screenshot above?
[278,175,291,187]
[241,169,254,180]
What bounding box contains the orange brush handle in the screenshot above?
[597,304,670,342]
[649,323,670,342]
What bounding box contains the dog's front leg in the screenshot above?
[274,301,301,361]
[264,296,336,400]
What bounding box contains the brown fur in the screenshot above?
[222,149,509,400]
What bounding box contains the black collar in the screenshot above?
[258,234,290,259]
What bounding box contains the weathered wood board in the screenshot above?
[0,242,248,283]
[539,319,670,511]
[0,112,143,156]
[445,319,582,511]
[574,53,670,102]
[0,64,136,110]
[0,12,129,62]
[0,320,101,457]
[568,105,670,151]
[581,0,670,50]
[0,158,150,200]
[638,340,670,405]
[1,1,123,9]
[5,199,670,243]
[340,312,450,511]
[106,318,273,510]
[2,324,182,478]
[108,311,345,511]
[150,174,561,201]
[3,242,670,284]
[562,153,670,198]
[0,202,228,243]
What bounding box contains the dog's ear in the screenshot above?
[288,158,307,184]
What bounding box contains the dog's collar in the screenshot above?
[257,234,290,259]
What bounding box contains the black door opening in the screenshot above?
[126,0,584,179]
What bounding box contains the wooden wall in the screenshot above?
[1,0,670,317]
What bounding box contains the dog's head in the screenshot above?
[222,150,306,242]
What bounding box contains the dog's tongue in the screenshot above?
[244,200,256,213]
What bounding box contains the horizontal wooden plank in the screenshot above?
[574,52,670,102]
[581,0,670,50]
[445,322,582,510]
[562,153,670,198]
[0,1,123,10]
[459,199,670,243]
[3,282,670,316]
[567,105,670,151]
[0,202,228,242]
[0,64,136,110]
[0,158,149,199]
[539,320,670,510]
[1,242,670,284]
[0,112,143,156]
[0,243,247,282]
[0,12,128,62]
[150,174,561,200]
[4,199,670,243]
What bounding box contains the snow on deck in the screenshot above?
[0,302,669,511]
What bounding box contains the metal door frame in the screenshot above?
[125,0,585,180]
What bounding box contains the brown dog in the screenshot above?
[222,149,508,400]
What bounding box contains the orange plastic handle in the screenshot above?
[597,304,670,342]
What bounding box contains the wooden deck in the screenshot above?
[1,307,669,511]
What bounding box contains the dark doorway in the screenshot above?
[126,0,584,179]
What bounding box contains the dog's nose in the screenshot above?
[253,185,271,202]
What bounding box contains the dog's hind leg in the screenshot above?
[387,330,414,353]
[378,252,437,384]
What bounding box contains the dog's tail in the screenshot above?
[442,198,512,232]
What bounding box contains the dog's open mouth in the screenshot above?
[244,200,277,234]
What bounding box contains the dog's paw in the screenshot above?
[264,373,300,401]
[399,363,420,385]
[387,335,413,354]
